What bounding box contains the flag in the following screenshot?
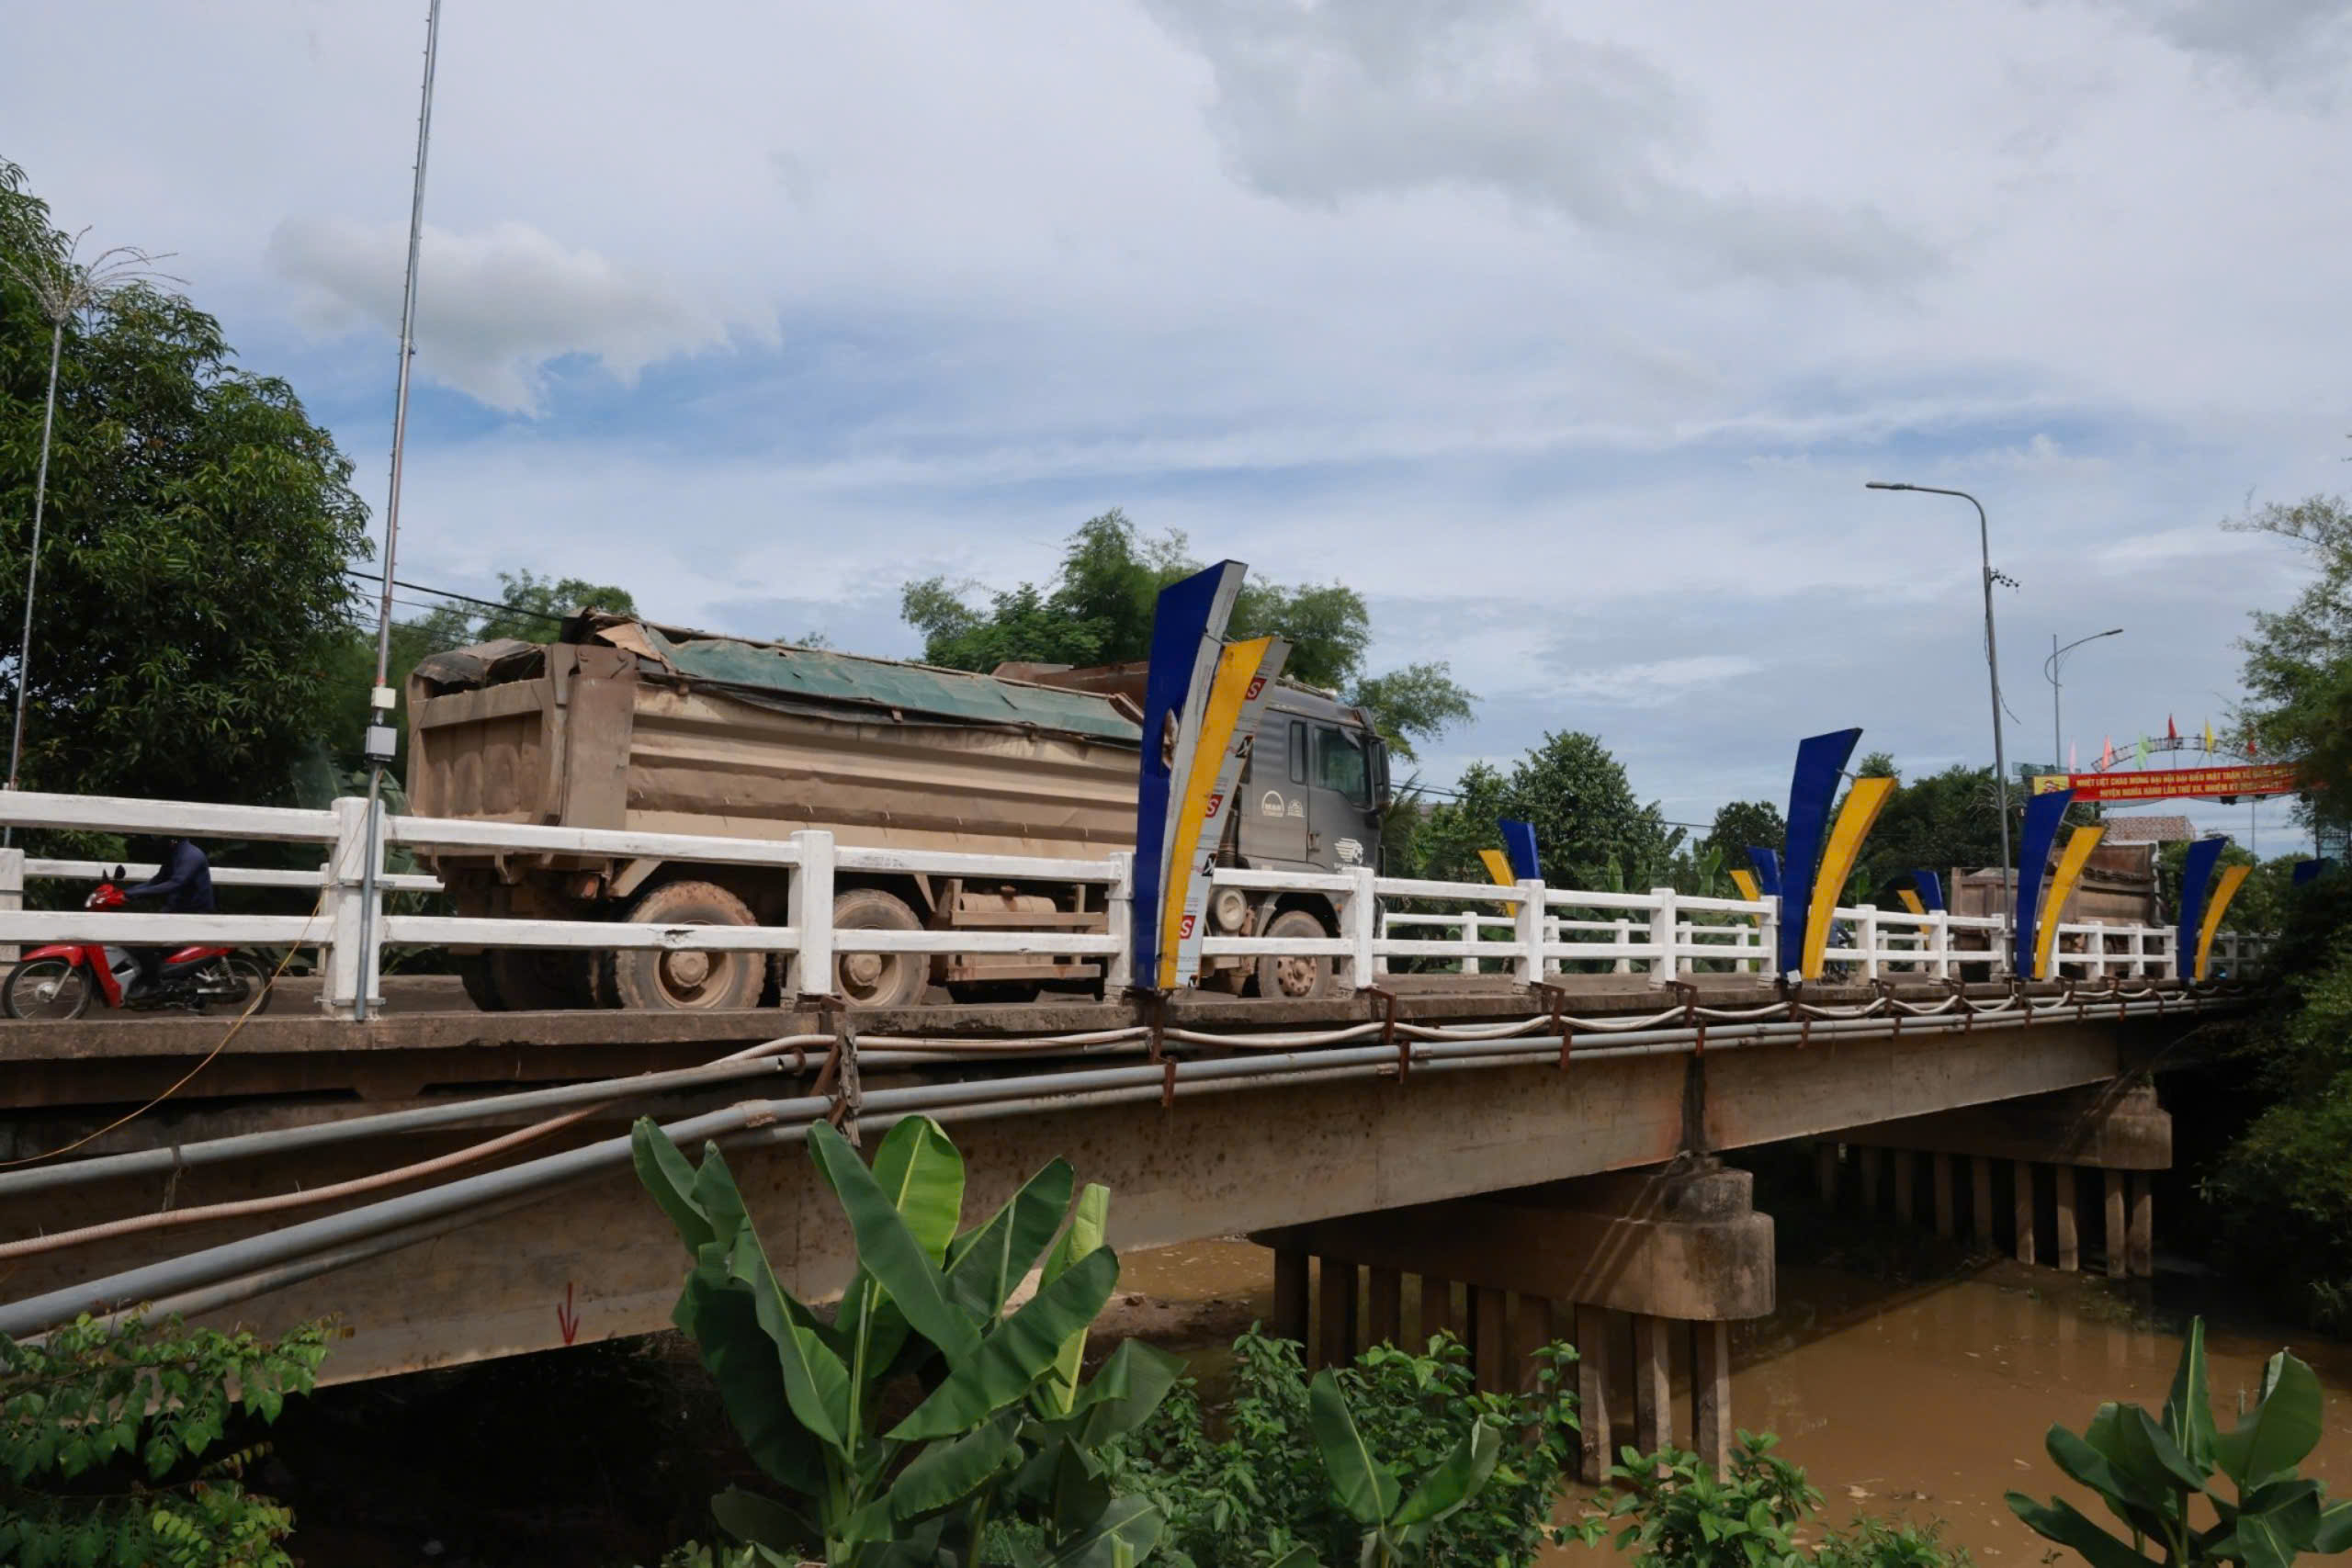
[2204,718,2214,754]
[2135,736,2149,767]
[2248,734,2258,760]
[2166,715,2178,742]
[2100,737,2115,770]
[2068,741,2078,773]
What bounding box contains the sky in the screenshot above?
[7,0,2349,852]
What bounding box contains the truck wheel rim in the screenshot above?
[664,951,712,988]
[1274,954,1320,997]
[843,953,885,989]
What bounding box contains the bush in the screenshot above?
[1577,1434,1966,1568]
[0,1312,329,1567]
[1104,1326,1579,1568]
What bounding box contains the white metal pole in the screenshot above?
[355,0,444,1021]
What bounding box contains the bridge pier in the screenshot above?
[1830,1082,2169,1278]
[1256,1161,1773,1481]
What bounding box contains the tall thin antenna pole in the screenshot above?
[355,0,443,1021]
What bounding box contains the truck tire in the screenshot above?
[1253,908,1336,1001]
[455,954,506,1012]
[833,887,928,1010]
[610,881,767,1011]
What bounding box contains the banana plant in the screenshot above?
[633,1114,1184,1568]
[1267,1368,1503,1568]
[2007,1317,2352,1568]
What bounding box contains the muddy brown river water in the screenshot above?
[1112,1238,2352,1562]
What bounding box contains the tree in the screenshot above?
[1403,733,1679,889]
[2231,495,2352,784]
[1849,762,2007,897]
[1,159,368,804]
[901,510,1476,759]
[1702,800,1784,865]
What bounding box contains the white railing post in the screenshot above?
[2128,926,2145,979]
[1856,904,1880,980]
[1343,865,1377,993]
[1460,908,1481,976]
[1758,897,1780,978]
[2163,927,2181,981]
[0,844,20,964]
[322,795,379,1020]
[1614,918,1632,974]
[1514,880,1545,985]
[787,829,836,999]
[1926,912,1948,978]
[1648,887,1679,982]
[1103,851,1133,993]
[1543,913,1561,976]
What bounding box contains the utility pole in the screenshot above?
[355,0,444,1021]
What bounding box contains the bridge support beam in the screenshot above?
[1839,1082,2168,1279]
[1255,1161,1772,1482]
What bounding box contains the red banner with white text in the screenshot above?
[2030,763,2302,802]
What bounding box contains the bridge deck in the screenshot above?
[4,970,2041,1111]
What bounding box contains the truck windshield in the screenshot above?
[1317,726,1371,806]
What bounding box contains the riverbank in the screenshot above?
[263,1221,2352,1564]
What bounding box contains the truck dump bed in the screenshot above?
[407,615,1147,861]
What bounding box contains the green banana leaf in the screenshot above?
[1041,1493,1165,1568]
[810,1122,983,1365]
[945,1158,1077,1322]
[2211,1481,2323,1568]
[1039,1184,1110,1415]
[1306,1370,1401,1529]
[2163,1318,2219,1473]
[728,1224,853,1449]
[1390,1417,1501,1532]
[673,1256,828,1495]
[839,1119,969,1398]
[2313,1501,2352,1555]
[2214,1352,2324,1493]
[635,1120,720,1254]
[1072,1341,1188,1450]
[888,1415,1023,1520]
[2110,1404,2210,1498]
[711,1485,819,1553]
[887,1247,1122,1441]
[2006,1493,2161,1568]
[1050,1438,1113,1538]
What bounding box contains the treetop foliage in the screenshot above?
[2,158,369,804]
[901,510,1474,759]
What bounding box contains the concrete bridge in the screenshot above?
[0,790,2257,1478]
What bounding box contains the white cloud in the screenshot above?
[1142,0,1931,283]
[267,218,774,414]
[2099,0,2352,88]
[1547,655,1765,705]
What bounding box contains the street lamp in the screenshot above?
[2043,627,2124,775]
[1865,480,2017,965]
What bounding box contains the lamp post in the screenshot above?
[1865,480,2017,967]
[2043,627,2123,776]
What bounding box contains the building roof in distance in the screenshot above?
[2103,814,2197,844]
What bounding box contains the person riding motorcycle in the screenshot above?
[119,836,216,998]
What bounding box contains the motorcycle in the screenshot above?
[1,873,275,1021]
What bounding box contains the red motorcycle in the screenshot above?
[1,874,275,1021]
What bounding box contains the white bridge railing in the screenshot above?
[0,790,2255,1018]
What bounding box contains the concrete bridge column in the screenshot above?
[2053,1166,2080,1271]
[1255,1162,1772,1483]
[1839,1082,2169,1280]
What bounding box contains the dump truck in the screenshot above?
[404,614,1392,1010]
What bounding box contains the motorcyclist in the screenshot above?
[119,836,216,998]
